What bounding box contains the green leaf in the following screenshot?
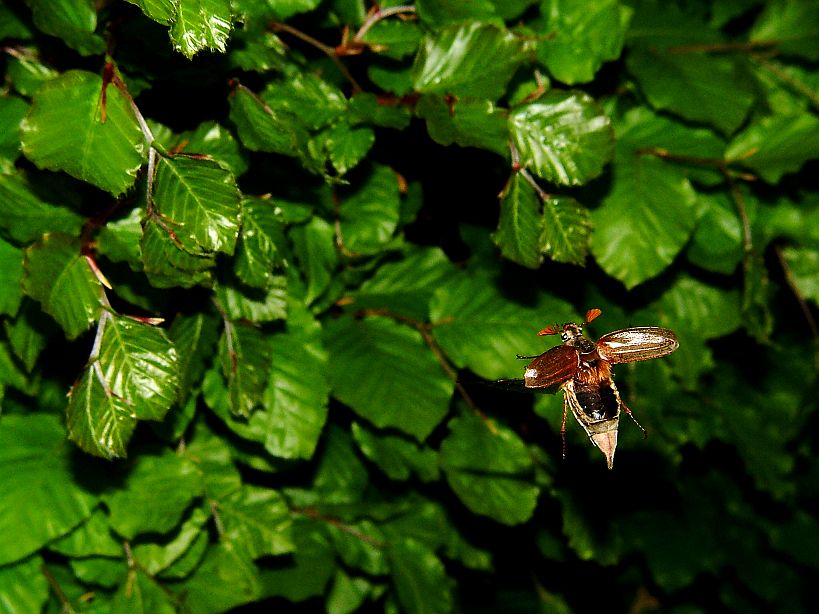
[348,93,412,130]
[535,0,632,84]
[0,95,28,167]
[493,174,543,269]
[643,275,742,388]
[626,48,755,136]
[0,238,24,316]
[214,275,288,323]
[324,315,454,441]
[236,199,287,288]
[4,300,53,372]
[112,567,177,613]
[508,91,614,185]
[66,314,179,458]
[780,246,819,306]
[170,0,232,58]
[21,70,147,195]
[103,450,204,539]
[65,368,136,459]
[416,96,509,155]
[725,113,819,183]
[440,414,539,525]
[176,543,260,613]
[290,216,339,304]
[338,164,401,255]
[26,0,105,55]
[152,154,241,255]
[687,192,743,275]
[219,322,271,417]
[352,246,457,322]
[415,0,496,25]
[261,72,347,131]
[388,538,454,614]
[361,19,422,59]
[540,195,592,266]
[229,84,311,158]
[322,121,376,176]
[49,508,122,558]
[140,214,216,288]
[23,233,104,339]
[750,0,819,61]
[5,55,59,97]
[0,173,85,243]
[412,22,527,100]
[124,0,176,24]
[590,156,698,289]
[261,304,329,459]
[168,312,219,404]
[170,121,248,177]
[0,555,49,613]
[220,486,294,560]
[256,518,334,602]
[0,414,96,565]
[352,422,439,482]
[430,273,573,379]
[493,175,591,268]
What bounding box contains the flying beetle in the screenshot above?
[518,309,678,469]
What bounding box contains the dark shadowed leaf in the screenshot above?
[324,316,454,441]
[0,414,96,565]
[440,415,539,525]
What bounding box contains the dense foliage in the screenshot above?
[1,0,818,612]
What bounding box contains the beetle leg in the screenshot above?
[560,394,569,460]
[620,399,647,439]
[515,354,539,360]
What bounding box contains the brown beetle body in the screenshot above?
[523,309,678,469]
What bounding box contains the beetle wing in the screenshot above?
[524,345,579,391]
[596,327,679,364]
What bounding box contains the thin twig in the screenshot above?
[754,57,819,111]
[293,507,385,548]
[666,40,777,54]
[270,21,363,92]
[353,5,417,42]
[42,564,76,614]
[775,245,819,340]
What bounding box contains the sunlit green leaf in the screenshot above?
[21,70,146,195]
[219,322,271,417]
[23,233,104,339]
[591,156,698,289]
[413,22,527,100]
[535,0,632,84]
[170,0,232,58]
[508,91,614,185]
[152,154,241,256]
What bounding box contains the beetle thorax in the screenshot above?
[561,323,596,354]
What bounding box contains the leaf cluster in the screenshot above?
[1,0,818,612]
